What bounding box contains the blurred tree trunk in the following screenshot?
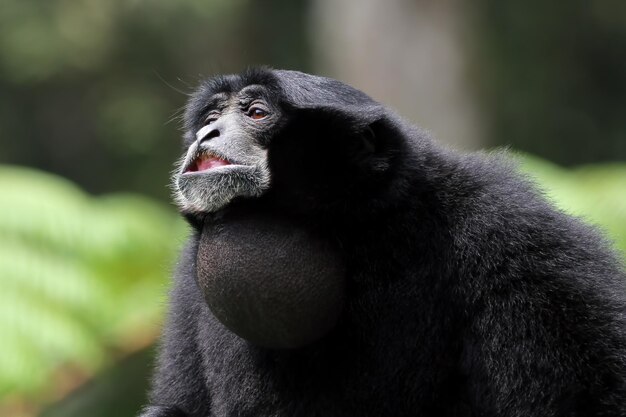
[309,0,483,150]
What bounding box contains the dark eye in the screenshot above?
[247,106,268,120]
[204,112,219,125]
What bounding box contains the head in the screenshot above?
[173,68,404,220]
[172,69,410,349]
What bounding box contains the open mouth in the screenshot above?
[184,151,232,173]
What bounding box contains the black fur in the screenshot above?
[142,68,626,416]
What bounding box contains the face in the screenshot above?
[173,84,281,214]
[172,69,396,219]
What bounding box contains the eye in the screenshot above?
[247,106,268,120]
[204,112,219,125]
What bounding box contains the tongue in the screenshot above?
[196,156,230,171]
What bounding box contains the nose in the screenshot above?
[196,124,221,143]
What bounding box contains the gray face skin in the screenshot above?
[173,86,278,214]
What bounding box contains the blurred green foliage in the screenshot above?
[519,155,626,253]
[0,166,185,415]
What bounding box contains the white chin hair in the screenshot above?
[173,166,270,214]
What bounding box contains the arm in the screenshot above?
[462,275,626,416]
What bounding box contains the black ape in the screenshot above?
[141,68,626,417]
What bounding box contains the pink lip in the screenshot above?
[186,154,231,173]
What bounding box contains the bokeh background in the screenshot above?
[1,1,625,416]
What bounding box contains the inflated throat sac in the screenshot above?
[196,211,346,349]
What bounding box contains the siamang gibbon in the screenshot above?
[139,68,626,417]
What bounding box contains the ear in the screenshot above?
[350,120,392,174]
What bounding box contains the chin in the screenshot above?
[174,164,270,214]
